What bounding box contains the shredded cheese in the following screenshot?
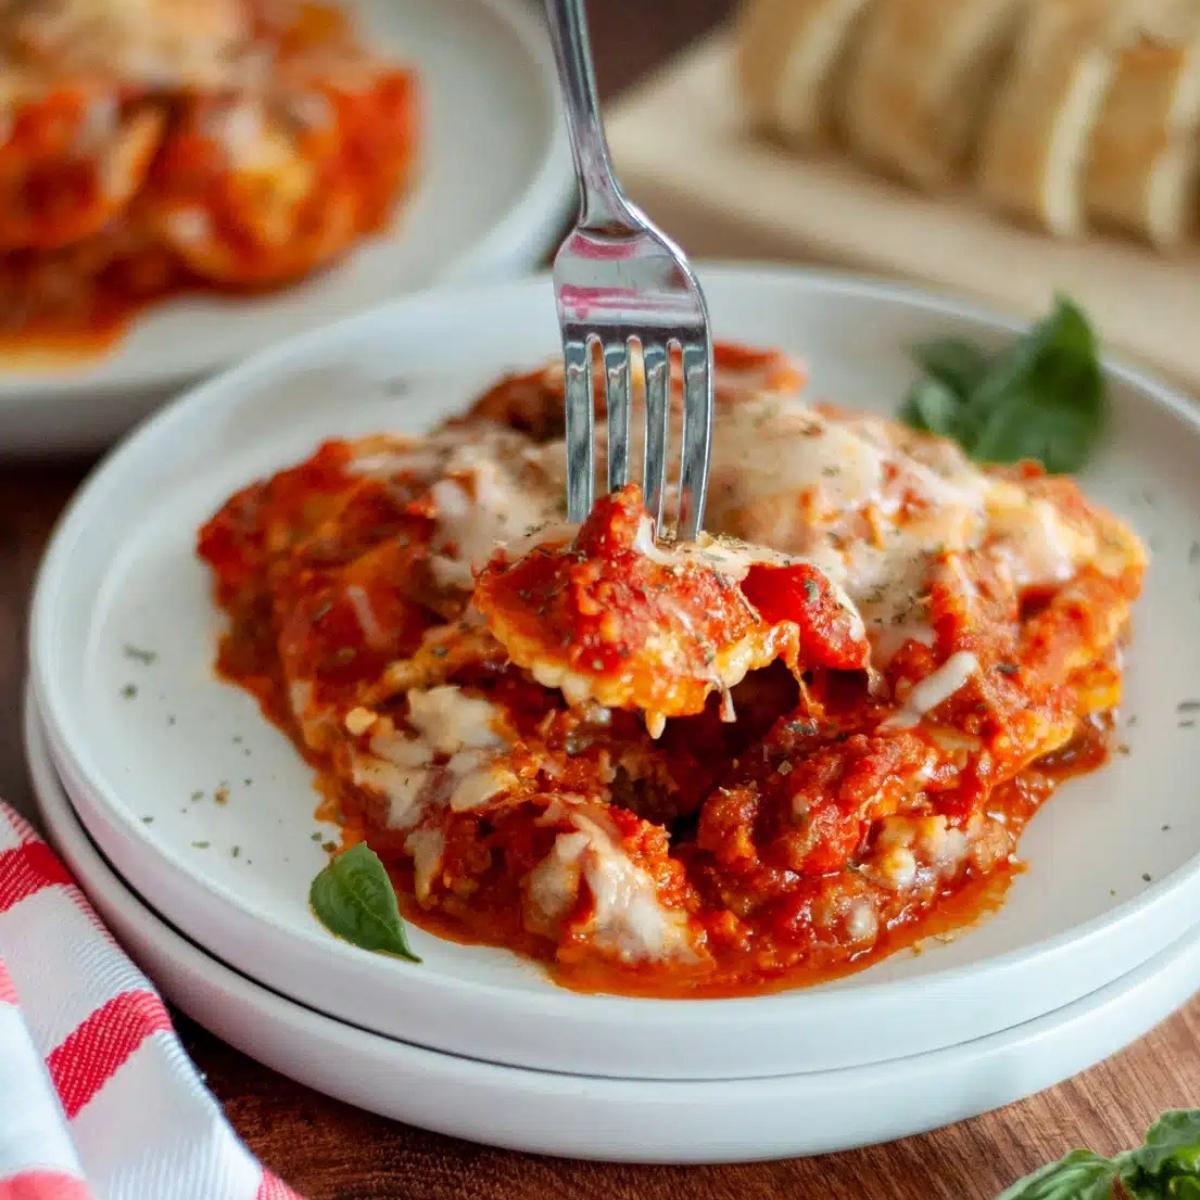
[527,800,697,964]
[883,652,981,729]
[350,686,515,828]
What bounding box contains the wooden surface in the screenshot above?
[607,34,1200,397]
[3,4,1198,1197]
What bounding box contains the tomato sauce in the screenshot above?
[0,4,418,355]
[197,351,1143,998]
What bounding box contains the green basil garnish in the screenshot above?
[997,1110,1200,1199]
[996,1149,1118,1200]
[309,842,420,962]
[1118,1110,1200,1198]
[901,296,1106,474]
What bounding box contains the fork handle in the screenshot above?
[544,0,636,229]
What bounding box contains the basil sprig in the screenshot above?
[999,1110,1200,1199]
[309,842,421,962]
[901,296,1106,474]
[1121,1111,1200,1198]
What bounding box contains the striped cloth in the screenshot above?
[0,802,303,1200]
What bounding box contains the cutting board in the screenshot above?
[607,32,1200,396]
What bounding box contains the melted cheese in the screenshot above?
[872,814,977,891]
[883,652,980,730]
[699,395,992,661]
[351,754,428,828]
[353,382,1109,669]
[693,391,1120,665]
[708,400,890,516]
[528,800,696,964]
[428,443,563,587]
[526,829,588,926]
[350,686,514,828]
[5,0,254,90]
[352,427,565,591]
[405,827,445,902]
[632,514,789,578]
[529,659,596,708]
[986,486,1096,587]
[352,366,1121,749]
[710,399,987,522]
[406,686,503,754]
[345,584,387,649]
[631,515,868,646]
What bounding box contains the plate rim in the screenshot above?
[25,687,1200,1163]
[0,0,573,403]
[27,262,1200,1058]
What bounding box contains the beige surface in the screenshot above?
[607,31,1200,395]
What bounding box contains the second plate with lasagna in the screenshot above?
[0,0,572,450]
[31,266,1200,1081]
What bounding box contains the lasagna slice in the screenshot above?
[476,483,867,734]
[0,0,417,343]
[199,341,1145,995]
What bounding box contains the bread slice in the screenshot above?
[1085,6,1200,246]
[977,0,1136,236]
[736,0,803,132]
[736,0,874,146]
[841,0,1028,189]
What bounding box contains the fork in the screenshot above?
[544,0,713,541]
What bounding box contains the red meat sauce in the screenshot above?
[1,3,417,356]
[197,372,1127,999]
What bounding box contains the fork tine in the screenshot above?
[641,341,669,528]
[678,340,713,541]
[604,339,631,494]
[563,335,594,523]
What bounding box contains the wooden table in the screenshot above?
[3,4,1196,1196]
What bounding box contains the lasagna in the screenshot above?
[199,344,1145,997]
[0,0,417,348]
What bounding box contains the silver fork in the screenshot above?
[544,0,713,541]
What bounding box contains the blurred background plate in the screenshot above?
[0,0,573,453]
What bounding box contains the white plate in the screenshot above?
[29,266,1200,1081]
[0,0,572,453]
[26,691,1200,1164]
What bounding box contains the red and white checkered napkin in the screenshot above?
[0,802,304,1200]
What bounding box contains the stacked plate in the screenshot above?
[26,268,1200,1163]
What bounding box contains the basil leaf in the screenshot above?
[902,377,967,438]
[1118,1111,1200,1198]
[310,842,421,962]
[966,299,1104,473]
[900,296,1106,474]
[996,1149,1118,1200]
[1135,1110,1200,1172]
[912,337,991,399]
[969,381,1101,475]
